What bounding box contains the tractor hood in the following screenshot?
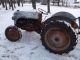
[12,10,39,21]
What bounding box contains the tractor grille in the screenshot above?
[16,18,38,31]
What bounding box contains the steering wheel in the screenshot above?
[38,8,48,15]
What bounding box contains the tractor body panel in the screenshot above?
[44,12,78,29]
[12,10,43,32]
[12,10,39,20]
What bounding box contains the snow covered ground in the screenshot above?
[1,3,80,60]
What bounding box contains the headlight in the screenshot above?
[12,16,17,20]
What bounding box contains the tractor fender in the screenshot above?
[53,12,75,20]
[44,12,78,28]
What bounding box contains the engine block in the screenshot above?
[12,10,42,32]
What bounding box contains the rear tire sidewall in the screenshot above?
[41,21,77,54]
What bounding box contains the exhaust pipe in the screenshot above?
[78,17,80,29]
[77,17,80,34]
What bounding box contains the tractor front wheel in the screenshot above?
[5,26,22,42]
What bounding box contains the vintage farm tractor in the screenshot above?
[5,8,80,54]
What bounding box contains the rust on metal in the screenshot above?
[51,16,78,29]
[15,13,43,32]
[45,28,70,52]
[5,26,21,41]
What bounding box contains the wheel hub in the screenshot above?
[7,28,19,40]
[45,28,70,51]
[5,26,21,41]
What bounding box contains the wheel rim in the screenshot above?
[45,28,70,52]
[5,27,20,41]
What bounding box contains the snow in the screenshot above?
[0,3,80,60]
[13,10,39,20]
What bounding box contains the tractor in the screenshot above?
[5,8,80,55]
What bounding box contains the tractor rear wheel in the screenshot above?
[41,21,77,54]
[5,26,22,42]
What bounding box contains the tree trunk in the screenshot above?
[31,0,36,9]
[11,0,14,10]
[1,0,5,8]
[41,0,47,5]
[21,0,24,7]
[17,0,20,6]
[62,0,64,6]
[5,0,8,10]
[47,0,50,13]
[13,0,16,8]
[58,0,60,6]
[0,1,1,5]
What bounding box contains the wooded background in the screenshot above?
[0,0,78,10]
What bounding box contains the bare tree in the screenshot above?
[5,0,8,10]
[0,0,26,10]
[31,0,36,9]
[11,0,14,10]
[47,0,50,13]
[41,0,47,5]
[13,0,16,8]
[1,0,5,8]
[21,0,24,7]
[17,0,20,6]
[0,0,1,5]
